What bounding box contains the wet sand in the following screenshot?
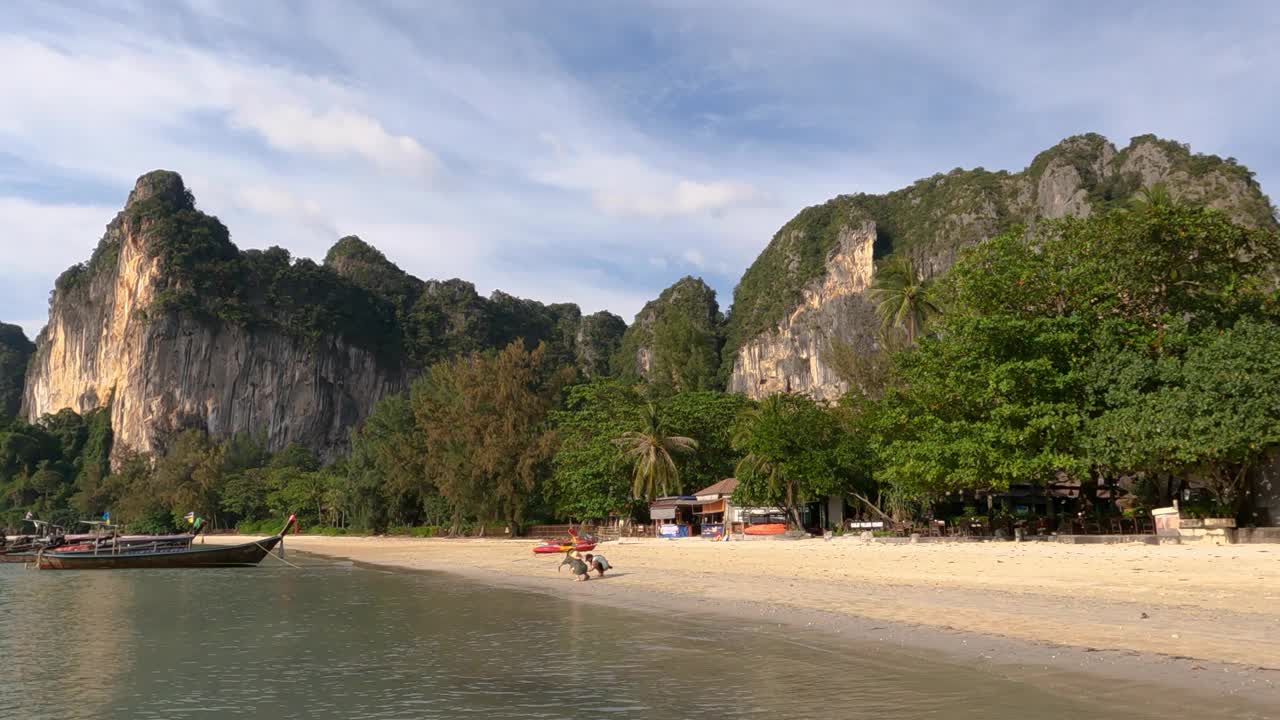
[225,534,1280,709]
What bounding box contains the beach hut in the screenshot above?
[649,496,701,537]
[693,478,738,538]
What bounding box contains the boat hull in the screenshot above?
[0,551,35,563]
[37,535,284,570]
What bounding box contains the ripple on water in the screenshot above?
[0,562,1267,720]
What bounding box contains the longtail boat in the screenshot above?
[0,519,66,562]
[0,543,38,563]
[36,515,296,570]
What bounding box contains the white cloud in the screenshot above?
[681,248,706,268]
[4,1,1278,342]
[535,144,759,218]
[597,179,757,217]
[229,102,437,177]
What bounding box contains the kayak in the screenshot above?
[532,542,597,554]
[743,523,787,536]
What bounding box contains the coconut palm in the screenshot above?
[867,256,939,344]
[1130,182,1177,211]
[613,402,697,501]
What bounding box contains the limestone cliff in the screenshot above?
[24,172,630,463]
[725,133,1278,400]
[726,221,877,400]
[575,311,626,378]
[613,276,724,392]
[22,172,406,463]
[0,323,34,423]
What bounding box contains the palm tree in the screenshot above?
[1130,182,1177,211]
[614,403,697,501]
[867,256,939,344]
[732,395,803,529]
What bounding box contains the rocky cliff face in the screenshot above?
[23,171,621,465]
[725,133,1277,400]
[0,323,34,423]
[22,173,406,463]
[575,311,627,378]
[727,221,877,400]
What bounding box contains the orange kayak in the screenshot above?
[743,523,787,536]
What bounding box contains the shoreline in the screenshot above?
[230,534,1280,709]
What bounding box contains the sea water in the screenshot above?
[0,556,1268,719]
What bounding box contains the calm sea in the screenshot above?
[0,555,1267,719]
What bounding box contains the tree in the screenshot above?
[150,430,227,528]
[345,392,429,530]
[549,380,644,520]
[413,341,572,535]
[825,329,907,402]
[660,390,751,493]
[1129,182,1177,211]
[731,394,865,528]
[867,256,939,343]
[551,383,747,521]
[613,402,697,501]
[649,312,720,393]
[871,203,1280,503]
[1087,320,1280,518]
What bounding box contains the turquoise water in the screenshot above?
[0,557,1267,719]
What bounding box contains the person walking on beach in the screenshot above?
[584,553,611,577]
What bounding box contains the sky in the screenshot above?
[3,1,1279,339]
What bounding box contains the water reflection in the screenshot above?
[0,560,1269,719]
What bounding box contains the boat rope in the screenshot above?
[255,541,302,569]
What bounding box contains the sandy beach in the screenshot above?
[227,534,1280,706]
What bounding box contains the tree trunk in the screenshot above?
[785,483,804,530]
[850,492,894,523]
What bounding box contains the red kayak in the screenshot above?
[532,541,597,554]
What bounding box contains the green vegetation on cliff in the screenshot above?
[722,134,1278,377]
[323,234,617,371]
[0,323,34,425]
[51,174,624,375]
[612,276,724,392]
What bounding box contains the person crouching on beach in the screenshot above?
[560,551,590,581]
[584,553,611,577]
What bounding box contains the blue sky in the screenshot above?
[3,1,1279,339]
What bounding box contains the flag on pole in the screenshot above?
[183,511,196,524]
[102,511,110,525]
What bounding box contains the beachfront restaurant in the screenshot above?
[648,496,702,537]
[649,479,748,538]
[650,479,848,537]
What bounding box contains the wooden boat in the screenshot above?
[36,515,296,570]
[51,533,197,553]
[0,549,37,563]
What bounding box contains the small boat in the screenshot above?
[0,536,39,561]
[0,548,37,563]
[532,540,597,554]
[743,523,787,536]
[36,515,296,570]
